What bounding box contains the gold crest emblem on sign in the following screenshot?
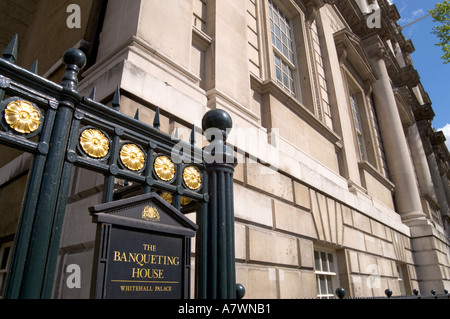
[142,206,160,222]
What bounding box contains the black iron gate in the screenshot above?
[0,36,237,299]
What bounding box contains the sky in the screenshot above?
[389,0,450,149]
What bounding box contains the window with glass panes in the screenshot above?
[314,250,339,299]
[349,93,368,161]
[368,95,390,178]
[268,0,296,96]
[397,264,406,296]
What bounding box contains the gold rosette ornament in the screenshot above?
[181,197,192,206]
[160,192,173,204]
[154,155,175,181]
[79,129,110,159]
[120,144,145,171]
[5,100,41,134]
[183,166,202,190]
[161,192,192,206]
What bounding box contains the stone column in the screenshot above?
[437,158,450,210]
[368,40,426,224]
[356,0,370,13]
[407,123,438,214]
[430,133,450,226]
[428,153,450,218]
[436,152,450,228]
[440,172,450,213]
[417,119,450,226]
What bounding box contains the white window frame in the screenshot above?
[367,94,390,179]
[314,249,340,299]
[397,264,406,296]
[268,0,298,96]
[349,93,368,161]
[310,18,333,129]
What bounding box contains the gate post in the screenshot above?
[5,49,86,298]
[196,109,238,299]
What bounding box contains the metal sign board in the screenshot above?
[89,192,198,299]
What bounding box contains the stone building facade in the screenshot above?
[0,0,449,299]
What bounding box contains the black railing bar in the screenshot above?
[1,67,206,164]
[0,79,59,110]
[80,97,176,141]
[0,59,62,96]
[79,98,207,157]
[74,109,176,153]
[177,188,204,201]
[71,155,197,196]
[0,131,39,153]
[71,154,110,173]
[0,57,206,163]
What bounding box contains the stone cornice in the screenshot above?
[363,34,393,64]
[431,131,447,147]
[414,103,435,122]
[301,0,325,10]
[381,0,401,22]
[416,120,435,155]
[391,64,421,88]
[332,0,366,36]
[332,0,401,39]
[334,29,377,83]
[431,132,450,174]
[399,38,415,55]
[363,35,421,95]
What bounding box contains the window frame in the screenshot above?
[343,69,375,164]
[367,94,390,179]
[349,92,368,162]
[314,248,340,299]
[309,17,333,129]
[265,0,302,98]
[396,264,406,296]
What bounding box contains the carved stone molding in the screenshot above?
[414,103,435,122]
[363,35,393,67]
[417,120,435,155]
[391,65,421,88]
[302,0,325,9]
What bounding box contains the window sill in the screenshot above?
[250,73,342,148]
[315,271,337,276]
[192,25,212,51]
[358,160,395,192]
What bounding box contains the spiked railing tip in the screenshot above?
[29,60,38,74]
[153,107,160,130]
[112,86,120,110]
[190,124,196,145]
[3,34,18,63]
[89,86,96,100]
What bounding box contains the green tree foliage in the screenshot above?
[430,0,450,64]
